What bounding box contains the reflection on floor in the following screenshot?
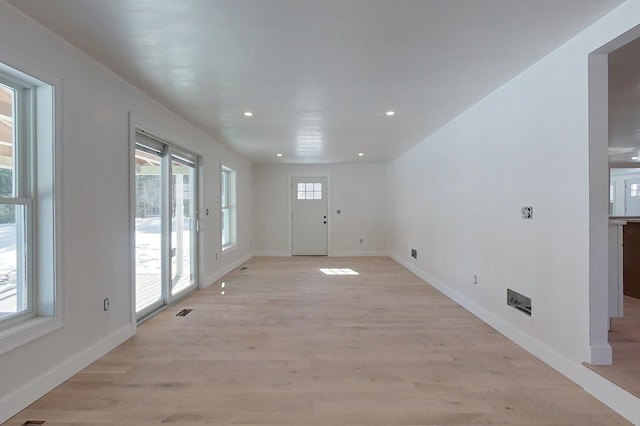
[587,296,640,398]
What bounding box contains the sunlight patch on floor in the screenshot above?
[319,268,359,276]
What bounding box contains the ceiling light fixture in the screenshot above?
[276,153,283,157]
[632,156,640,160]
[244,111,253,117]
[385,110,395,116]
[358,152,365,157]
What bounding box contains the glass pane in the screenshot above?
[298,191,305,200]
[135,147,162,313]
[0,84,15,198]
[0,204,27,319]
[306,183,313,191]
[297,183,305,191]
[314,191,322,200]
[171,158,195,296]
[314,183,322,192]
[221,170,228,207]
[222,208,230,246]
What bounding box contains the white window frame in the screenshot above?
[0,56,61,355]
[221,165,236,252]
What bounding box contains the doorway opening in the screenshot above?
[588,24,640,398]
[133,130,199,321]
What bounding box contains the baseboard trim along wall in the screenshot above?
[252,251,290,257]
[0,323,135,424]
[391,254,640,424]
[329,251,390,257]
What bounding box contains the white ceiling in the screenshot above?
[7,0,626,164]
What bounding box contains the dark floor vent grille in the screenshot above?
[176,309,193,317]
[240,267,248,270]
[23,421,46,425]
[507,289,532,316]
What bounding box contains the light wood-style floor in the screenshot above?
[587,296,640,398]
[5,257,630,425]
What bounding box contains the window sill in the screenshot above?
[0,316,64,356]
[222,244,238,255]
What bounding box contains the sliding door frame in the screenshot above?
[130,121,199,323]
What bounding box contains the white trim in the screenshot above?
[329,251,390,257]
[221,244,238,255]
[0,323,135,424]
[581,367,640,425]
[253,251,290,257]
[127,112,137,329]
[201,253,252,289]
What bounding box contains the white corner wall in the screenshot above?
[388,1,640,422]
[253,163,389,256]
[0,2,252,422]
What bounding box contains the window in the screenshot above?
[297,182,322,200]
[0,62,57,352]
[221,166,236,250]
[631,183,640,197]
[0,76,33,324]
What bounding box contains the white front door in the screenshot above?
[291,176,328,255]
[625,178,640,215]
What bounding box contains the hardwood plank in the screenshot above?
[5,257,630,425]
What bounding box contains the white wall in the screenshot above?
[389,1,640,422]
[253,163,388,256]
[0,2,252,422]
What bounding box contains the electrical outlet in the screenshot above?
[411,249,417,259]
[521,206,533,219]
[474,274,478,285]
[360,238,364,244]
[103,298,110,311]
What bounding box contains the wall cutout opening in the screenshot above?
[507,289,532,316]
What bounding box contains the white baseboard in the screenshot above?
[201,253,253,288]
[252,251,390,257]
[252,251,290,257]
[329,250,389,257]
[581,367,640,424]
[0,323,135,424]
[589,343,613,365]
[391,253,640,425]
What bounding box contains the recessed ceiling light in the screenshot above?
[358,152,365,157]
[632,156,640,160]
[244,111,253,117]
[385,110,395,116]
[276,153,283,157]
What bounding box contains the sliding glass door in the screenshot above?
[134,132,198,320]
[170,152,196,297]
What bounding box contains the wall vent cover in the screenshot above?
[176,309,193,317]
[507,289,532,316]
